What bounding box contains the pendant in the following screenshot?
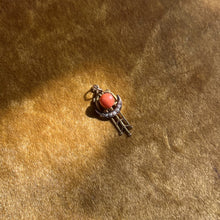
[90,85,132,136]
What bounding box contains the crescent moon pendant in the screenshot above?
[95,95,122,119]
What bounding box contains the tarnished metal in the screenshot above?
[90,85,132,136]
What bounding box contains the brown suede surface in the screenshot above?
[0,0,220,219]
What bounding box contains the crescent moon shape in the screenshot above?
[95,95,122,118]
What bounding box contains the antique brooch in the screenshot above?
[90,85,132,136]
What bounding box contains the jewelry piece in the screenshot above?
[91,85,132,136]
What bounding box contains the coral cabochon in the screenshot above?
[99,93,115,109]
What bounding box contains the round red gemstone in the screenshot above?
[99,93,115,109]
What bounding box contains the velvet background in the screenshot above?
[0,0,219,219]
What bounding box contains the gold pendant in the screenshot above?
[90,85,132,136]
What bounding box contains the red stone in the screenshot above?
[99,93,115,109]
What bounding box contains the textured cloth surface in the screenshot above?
[0,0,220,219]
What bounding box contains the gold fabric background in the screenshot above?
[0,0,219,219]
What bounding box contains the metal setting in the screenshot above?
[91,85,132,136]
